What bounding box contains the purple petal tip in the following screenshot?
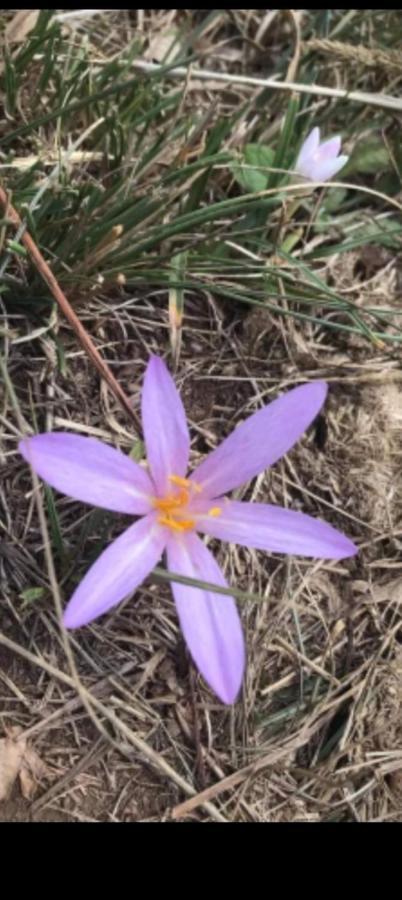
[338,535,359,560]
[311,380,328,401]
[62,610,77,629]
[148,353,164,368]
[18,437,30,458]
[219,684,241,705]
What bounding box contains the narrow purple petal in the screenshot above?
[310,155,349,182]
[193,500,358,560]
[316,135,341,161]
[141,356,190,495]
[190,382,327,499]
[295,127,320,169]
[19,433,154,514]
[167,532,245,704]
[63,514,167,628]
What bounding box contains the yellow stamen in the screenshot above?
[169,474,191,488]
[169,474,202,494]
[152,472,201,534]
[158,515,195,532]
[154,490,188,511]
[208,506,222,517]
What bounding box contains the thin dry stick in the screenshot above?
[0,185,139,429]
[189,664,207,789]
[284,9,302,83]
[132,60,402,112]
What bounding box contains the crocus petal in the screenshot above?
[19,433,154,514]
[63,514,167,628]
[316,135,341,161]
[194,499,358,560]
[295,126,320,169]
[167,532,245,704]
[141,356,190,495]
[310,155,349,183]
[190,382,327,499]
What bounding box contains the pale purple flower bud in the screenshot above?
[295,127,348,183]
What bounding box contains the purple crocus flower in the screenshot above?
[295,126,348,183]
[19,357,357,704]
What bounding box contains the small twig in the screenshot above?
[284,9,302,83]
[189,664,207,790]
[0,185,139,430]
[55,10,120,22]
[132,59,402,113]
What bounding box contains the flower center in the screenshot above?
[153,475,200,532]
[153,475,222,533]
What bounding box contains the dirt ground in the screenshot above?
[1,9,402,822]
[2,280,402,821]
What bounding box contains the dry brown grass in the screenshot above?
[1,8,402,823]
[2,273,402,821]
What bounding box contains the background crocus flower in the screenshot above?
[19,357,357,704]
[295,126,348,183]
